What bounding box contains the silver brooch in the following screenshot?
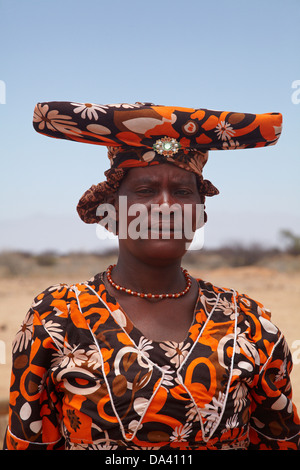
[153,137,181,156]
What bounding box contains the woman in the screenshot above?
[4,102,300,450]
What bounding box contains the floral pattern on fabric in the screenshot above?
[3,275,300,450]
[33,101,282,156]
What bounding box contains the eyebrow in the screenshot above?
[128,175,197,185]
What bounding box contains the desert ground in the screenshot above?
[1,250,300,442]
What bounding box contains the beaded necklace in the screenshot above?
[106,264,192,300]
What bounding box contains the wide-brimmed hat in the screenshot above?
[33,101,282,224]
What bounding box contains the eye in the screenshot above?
[174,188,193,195]
[135,187,155,194]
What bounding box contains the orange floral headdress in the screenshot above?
[33,101,282,224]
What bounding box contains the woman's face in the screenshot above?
[113,163,203,264]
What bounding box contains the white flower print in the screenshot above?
[106,103,142,109]
[42,319,65,349]
[50,349,64,368]
[215,297,235,319]
[232,381,248,413]
[37,371,47,394]
[69,442,119,450]
[222,139,245,150]
[12,310,33,353]
[225,413,239,430]
[185,401,200,423]
[71,102,108,120]
[61,342,88,368]
[86,344,102,370]
[281,336,290,358]
[215,121,235,141]
[137,337,153,358]
[33,103,80,135]
[274,357,287,383]
[65,424,119,450]
[160,365,175,388]
[201,391,226,431]
[159,341,191,368]
[170,423,192,442]
[90,443,119,450]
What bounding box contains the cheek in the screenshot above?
[181,201,204,231]
[117,201,150,240]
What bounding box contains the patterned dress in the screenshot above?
[3,273,300,450]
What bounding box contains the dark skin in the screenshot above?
[103,164,203,343]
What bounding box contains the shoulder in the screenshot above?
[198,279,287,374]
[236,291,281,342]
[28,279,95,330]
[197,278,236,299]
[198,278,280,341]
[198,277,273,317]
[31,283,74,320]
[29,276,103,321]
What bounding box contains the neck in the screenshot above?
[111,251,186,295]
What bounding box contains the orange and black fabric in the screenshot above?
[33,101,282,155]
[4,275,300,450]
[33,101,282,224]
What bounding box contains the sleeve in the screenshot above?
[3,285,70,450]
[247,313,300,449]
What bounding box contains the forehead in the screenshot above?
[122,163,197,184]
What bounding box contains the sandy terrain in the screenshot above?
[0,261,299,441]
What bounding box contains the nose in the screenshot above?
[151,188,182,222]
[156,188,174,206]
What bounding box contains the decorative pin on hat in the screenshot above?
[153,137,181,156]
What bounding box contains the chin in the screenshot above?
[129,237,190,263]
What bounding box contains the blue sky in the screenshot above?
[0,0,299,252]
